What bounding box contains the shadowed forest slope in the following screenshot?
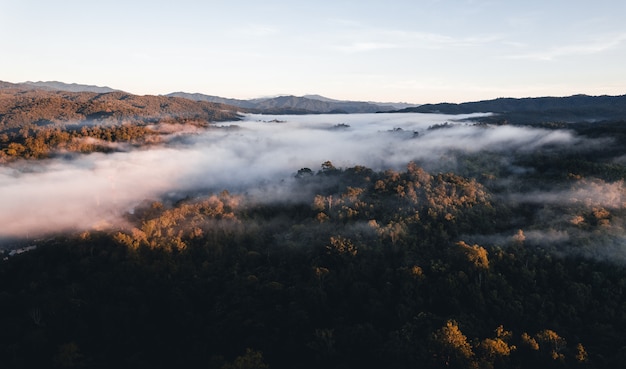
[1,161,625,368]
[395,94,626,125]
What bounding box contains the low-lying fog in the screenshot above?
[0,112,617,244]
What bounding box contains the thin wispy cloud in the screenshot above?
[506,33,626,61]
[233,24,280,38]
[332,26,503,54]
[395,30,503,49]
[335,42,400,53]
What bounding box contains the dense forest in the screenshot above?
[2,86,626,368]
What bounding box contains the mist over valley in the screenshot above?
[1,112,495,239]
[2,82,626,368]
[4,0,626,365]
[1,110,602,244]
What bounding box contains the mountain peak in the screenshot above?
[302,94,340,102]
[22,81,120,94]
[168,92,400,114]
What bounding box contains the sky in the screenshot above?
[1,0,625,103]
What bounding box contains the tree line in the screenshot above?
[0,124,158,161]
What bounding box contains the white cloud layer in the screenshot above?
[0,112,598,240]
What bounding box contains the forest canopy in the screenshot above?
[2,87,626,368]
[2,158,626,368]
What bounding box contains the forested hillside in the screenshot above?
[2,157,626,368]
[395,94,626,125]
[0,84,241,161]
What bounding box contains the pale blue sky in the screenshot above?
[1,0,625,103]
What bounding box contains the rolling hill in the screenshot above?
[0,82,242,130]
[394,94,626,124]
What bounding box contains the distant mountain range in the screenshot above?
[165,92,413,114]
[3,80,625,123]
[21,81,120,94]
[302,94,414,110]
[9,81,416,114]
